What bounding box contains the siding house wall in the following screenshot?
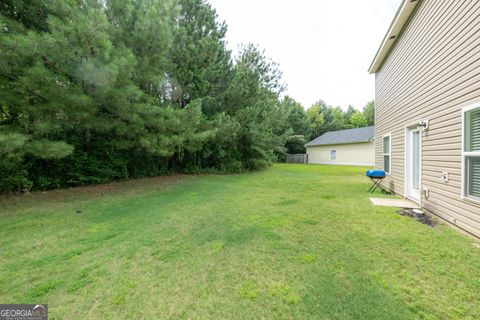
[307,142,374,166]
[375,0,480,237]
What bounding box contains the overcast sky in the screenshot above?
[208,0,402,110]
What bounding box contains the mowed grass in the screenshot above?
[1,164,479,319]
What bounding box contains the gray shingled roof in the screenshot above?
[305,126,375,147]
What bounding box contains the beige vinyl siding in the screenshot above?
[307,142,374,166]
[374,0,480,237]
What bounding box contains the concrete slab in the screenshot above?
[370,197,420,209]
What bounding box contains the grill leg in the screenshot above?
[369,178,382,193]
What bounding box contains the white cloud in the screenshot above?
[208,0,402,109]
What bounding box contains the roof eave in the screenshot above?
[306,140,373,147]
[368,0,420,74]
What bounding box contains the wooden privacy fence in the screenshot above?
[285,154,308,164]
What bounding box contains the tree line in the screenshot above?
[0,0,374,192]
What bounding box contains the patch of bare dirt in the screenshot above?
[0,174,200,210]
[396,208,438,227]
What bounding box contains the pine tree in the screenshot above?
[168,0,232,109]
[222,44,289,169]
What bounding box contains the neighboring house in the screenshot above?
[369,0,480,237]
[305,126,375,166]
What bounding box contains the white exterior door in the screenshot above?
[406,128,422,202]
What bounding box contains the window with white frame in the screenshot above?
[383,134,391,174]
[330,149,336,160]
[464,106,480,201]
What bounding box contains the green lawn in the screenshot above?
[1,164,479,319]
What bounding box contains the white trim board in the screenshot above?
[308,162,374,166]
[369,0,420,73]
